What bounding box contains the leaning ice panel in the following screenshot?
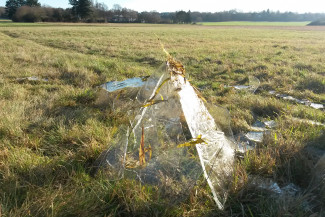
[172,72,235,209]
[96,54,236,209]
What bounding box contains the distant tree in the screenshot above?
[112,4,122,17]
[112,4,122,12]
[92,1,109,22]
[25,0,40,7]
[69,0,92,20]
[0,7,6,18]
[138,11,161,23]
[174,10,191,23]
[110,4,138,23]
[50,8,64,22]
[5,0,24,18]
[12,5,43,22]
[121,8,137,22]
[5,0,40,19]
[186,10,192,23]
[93,1,108,11]
[160,12,174,23]
[190,12,203,23]
[62,8,75,22]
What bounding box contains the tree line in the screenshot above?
[1,0,325,23]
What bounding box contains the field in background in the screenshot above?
[0,19,12,22]
[0,23,324,216]
[198,21,311,26]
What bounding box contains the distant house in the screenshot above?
[111,15,136,23]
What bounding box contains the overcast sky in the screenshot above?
[0,0,324,13]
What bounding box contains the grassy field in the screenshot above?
[198,21,311,26]
[0,23,324,216]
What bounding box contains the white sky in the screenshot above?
[0,0,324,13]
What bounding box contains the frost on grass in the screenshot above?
[95,52,236,209]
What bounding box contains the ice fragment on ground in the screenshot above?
[16,76,48,82]
[236,120,277,152]
[283,95,297,101]
[310,103,324,109]
[250,120,268,132]
[275,93,288,98]
[228,76,260,93]
[233,85,250,90]
[271,90,324,110]
[248,75,260,93]
[281,183,301,196]
[250,120,277,132]
[296,99,311,105]
[253,178,301,196]
[245,131,264,143]
[252,120,265,128]
[252,178,282,194]
[264,120,277,129]
[100,77,147,92]
[291,117,325,127]
[267,182,282,194]
[237,143,255,152]
[235,134,256,153]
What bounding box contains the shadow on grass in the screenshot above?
[137,56,161,67]
[275,130,324,214]
[297,75,325,94]
[1,152,205,216]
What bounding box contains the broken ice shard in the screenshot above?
[100,77,148,92]
[271,91,324,110]
[310,103,324,109]
[245,131,264,143]
[229,76,260,93]
[16,76,48,82]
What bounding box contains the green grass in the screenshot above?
[0,22,50,27]
[198,21,311,26]
[0,23,324,216]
